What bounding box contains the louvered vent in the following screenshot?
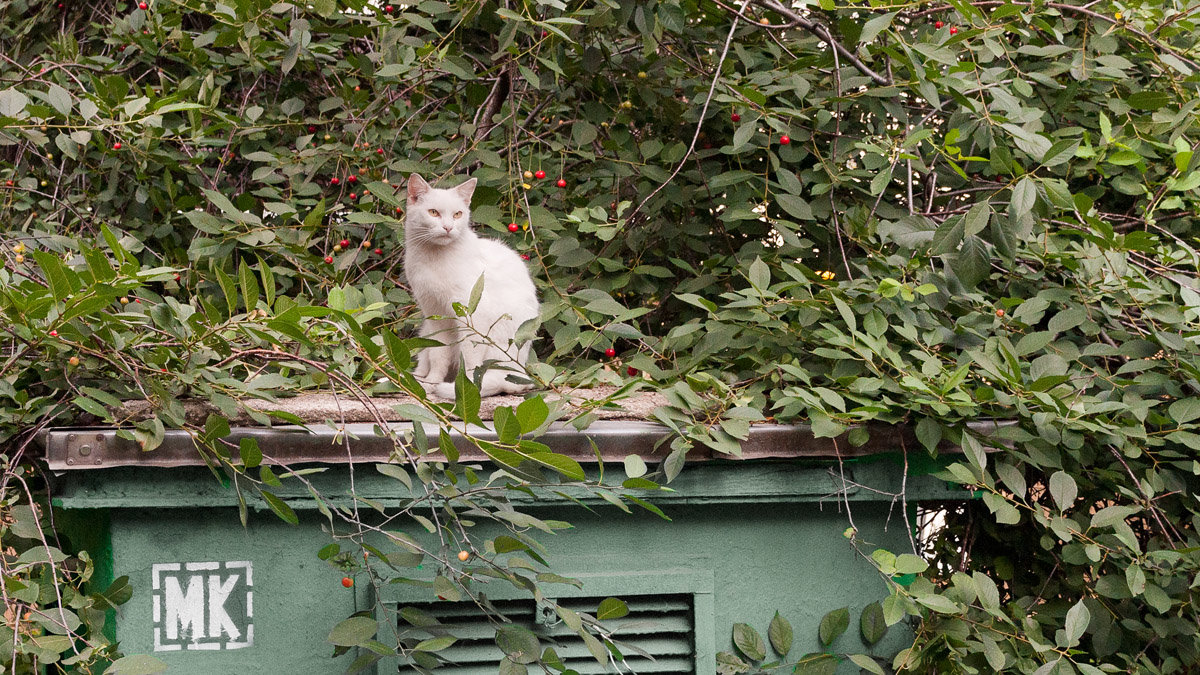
[396,595,695,674]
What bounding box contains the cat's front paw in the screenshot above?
[416,378,454,400]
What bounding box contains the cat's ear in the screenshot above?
[407,173,431,203]
[454,177,478,202]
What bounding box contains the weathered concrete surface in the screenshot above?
[117,385,668,425]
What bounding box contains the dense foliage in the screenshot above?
[3,0,1200,670]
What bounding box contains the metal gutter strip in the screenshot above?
[40,420,1009,471]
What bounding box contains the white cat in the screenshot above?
[404,173,539,398]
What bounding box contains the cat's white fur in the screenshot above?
[404,174,538,398]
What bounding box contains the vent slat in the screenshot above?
[396,594,694,674]
[561,657,695,674]
[418,635,693,663]
[400,616,692,641]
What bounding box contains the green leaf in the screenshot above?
[515,396,549,433]
[104,655,169,675]
[239,260,259,311]
[596,597,629,620]
[32,251,74,301]
[858,12,895,44]
[847,654,885,675]
[454,367,483,426]
[732,622,766,661]
[623,454,647,478]
[494,406,521,444]
[860,601,887,645]
[818,607,849,646]
[1170,398,1200,425]
[239,437,262,468]
[260,490,298,525]
[792,652,839,675]
[894,554,928,574]
[496,625,541,664]
[414,635,458,652]
[1048,470,1077,511]
[1125,91,1171,110]
[328,616,378,647]
[768,611,793,657]
[1062,599,1090,647]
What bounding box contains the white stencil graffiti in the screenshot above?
[152,561,253,651]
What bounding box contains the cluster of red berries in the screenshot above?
[934,20,959,34]
[522,170,567,188]
[324,238,384,264]
[600,346,640,375]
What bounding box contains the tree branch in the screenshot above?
[753,0,891,85]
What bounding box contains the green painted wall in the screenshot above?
[56,456,958,673]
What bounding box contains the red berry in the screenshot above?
[4,180,11,186]
[348,192,357,200]
[330,177,339,185]
[556,178,567,188]
[395,206,403,214]
[173,273,180,281]
[324,256,333,264]
[534,170,546,179]
[138,1,147,8]
[949,26,958,34]
[731,112,740,122]
[339,239,350,248]
[520,254,530,261]
[374,248,383,255]
[627,366,638,376]
[779,135,791,145]
[341,577,353,588]
[376,148,384,155]
[363,189,369,195]
[384,4,393,12]
[48,330,58,337]
[604,347,616,358]
[541,30,548,37]
[112,142,122,150]
[347,175,357,183]
[935,20,943,28]
[307,125,316,132]
[508,223,519,232]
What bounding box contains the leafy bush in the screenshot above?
[3,0,1200,670]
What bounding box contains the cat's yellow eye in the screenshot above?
[427,209,440,217]
[453,211,463,219]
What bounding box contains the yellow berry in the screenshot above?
[523,170,533,179]
[69,356,80,367]
[14,254,24,264]
[120,297,129,304]
[12,243,24,253]
[522,183,531,190]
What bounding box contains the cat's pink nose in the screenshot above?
[442,225,452,233]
